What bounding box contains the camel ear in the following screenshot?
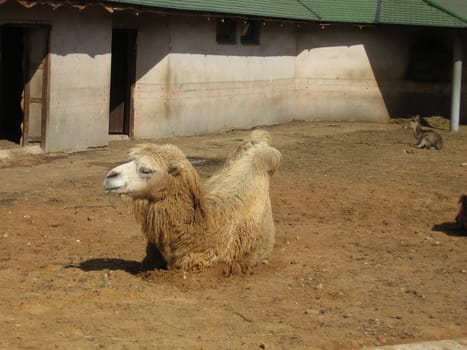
[167,162,181,176]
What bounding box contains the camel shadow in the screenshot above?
[65,258,154,275]
[66,241,170,274]
[432,222,466,237]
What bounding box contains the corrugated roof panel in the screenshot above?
[103,0,467,27]
[107,0,320,21]
[424,0,467,22]
[300,0,377,23]
[380,0,466,27]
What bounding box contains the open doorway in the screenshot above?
[0,27,24,144]
[0,25,49,147]
[109,29,136,136]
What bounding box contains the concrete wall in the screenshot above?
[0,2,111,152]
[128,13,466,140]
[296,24,467,122]
[130,15,297,139]
[1,4,465,151]
[295,25,392,122]
[46,7,111,152]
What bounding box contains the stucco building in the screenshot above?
[0,0,466,152]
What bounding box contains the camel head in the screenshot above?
[104,143,190,199]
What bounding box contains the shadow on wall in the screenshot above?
[297,23,465,124]
[130,15,466,125]
[367,27,465,123]
[5,0,465,126]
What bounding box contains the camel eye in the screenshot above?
[139,167,154,176]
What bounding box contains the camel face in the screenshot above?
[104,156,163,195]
[104,143,190,199]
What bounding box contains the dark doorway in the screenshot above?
[0,25,48,146]
[109,29,136,135]
[0,27,25,143]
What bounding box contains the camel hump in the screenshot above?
[225,129,274,166]
[248,129,272,145]
[246,130,280,175]
[253,142,282,176]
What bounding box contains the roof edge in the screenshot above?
[423,0,467,24]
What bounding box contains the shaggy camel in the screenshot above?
[104,130,281,272]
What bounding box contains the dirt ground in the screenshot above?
[0,119,466,350]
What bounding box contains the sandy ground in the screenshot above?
[0,119,466,350]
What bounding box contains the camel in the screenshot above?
[103,130,282,272]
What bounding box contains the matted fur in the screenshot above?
[105,130,281,272]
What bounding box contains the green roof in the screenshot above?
[107,0,320,21]
[106,0,467,27]
[379,0,466,27]
[424,0,467,22]
[299,0,378,23]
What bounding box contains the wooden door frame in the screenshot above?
[126,29,136,138]
[14,24,50,148]
[40,28,50,149]
[109,28,136,138]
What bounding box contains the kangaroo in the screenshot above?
[404,115,443,150]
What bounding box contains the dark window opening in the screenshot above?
[240,20,260,45]
[216,18,236,44]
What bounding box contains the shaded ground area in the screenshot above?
[0,120,466,349]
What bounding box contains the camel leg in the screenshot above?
[141,240,167,270]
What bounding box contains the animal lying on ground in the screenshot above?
[404,115,443,150]
[103,130,282,272]
[455,194,467,231]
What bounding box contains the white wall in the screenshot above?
[133,15,297,139]
[2,4,463,151]
[0,2,111,152]
[132,16,465,140]
[46,7,111,152]
[130,16,416,139]
[295,25,393,122]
